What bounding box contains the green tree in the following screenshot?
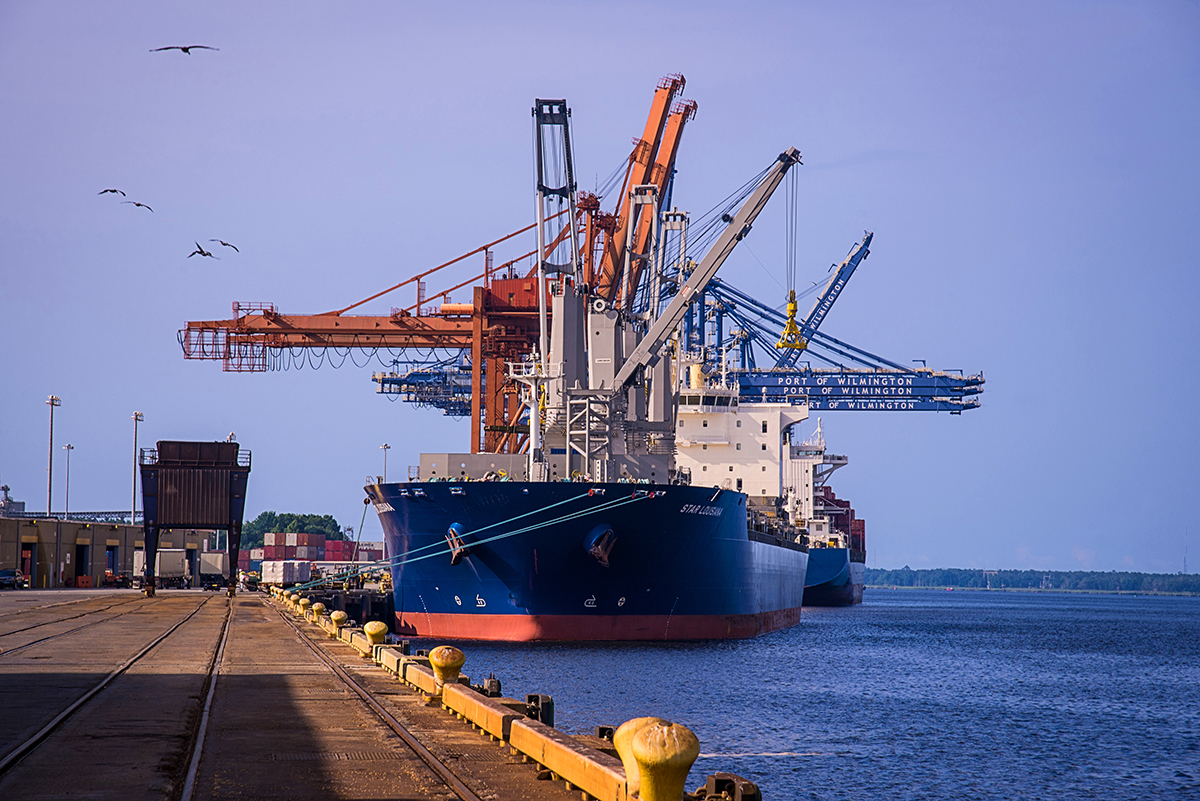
[241,511,343,549]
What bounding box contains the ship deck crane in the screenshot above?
[180,76,984,471]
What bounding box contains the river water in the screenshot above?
[432,589,1200,799]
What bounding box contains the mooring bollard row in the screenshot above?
[266,603,762,799]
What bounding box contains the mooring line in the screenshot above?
[295,490,657,591]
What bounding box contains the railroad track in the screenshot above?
[0,592,132,622]
[0,594,549,800]
[0,596,148,651]
[0,595,230,782]
[266,600,485,801]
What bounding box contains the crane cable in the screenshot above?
[776,167,805,350]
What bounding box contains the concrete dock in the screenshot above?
[0,589,752,801]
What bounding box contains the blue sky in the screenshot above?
[2,1,1197,572]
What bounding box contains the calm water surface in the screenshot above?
[425,589,1199,799]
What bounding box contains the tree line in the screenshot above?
[241,511,344,550]
[865,567,1200,595]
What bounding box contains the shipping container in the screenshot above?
[250,547,265,560]
[285,532,298,547]
[284,545,297,559]
[260,559,312,585]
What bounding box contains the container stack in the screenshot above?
[816,486,865,551]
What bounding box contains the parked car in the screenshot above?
[0,569,28,589]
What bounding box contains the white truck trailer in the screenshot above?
[198,552,229,590]
[133,548,189,589]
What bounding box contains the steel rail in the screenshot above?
[0,594,117,621]
[0,596,146,639]
[269,600,484,801]
[179,597,234,801]
[0,598,156,658]
[0,596,215,777]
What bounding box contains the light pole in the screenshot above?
[380,443,390,483]
[62,444,74,521]
[131,412,143,526]
[46,395,60,516]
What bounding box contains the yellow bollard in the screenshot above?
[330,610,348,627]
[630,722,700,801]
[363,620,388,645]
[428,645,466,695]
[297,598,311,617]
[311,602,327,616]
[613,717,670,798]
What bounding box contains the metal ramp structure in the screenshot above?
[139,440,251,596]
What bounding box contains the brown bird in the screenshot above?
[150,45,219,54]
[121,200,153,212]
[188,242,217,259]
[209,239,239,252]
[98,188,126,196]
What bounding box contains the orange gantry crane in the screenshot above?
[180,77,696,454]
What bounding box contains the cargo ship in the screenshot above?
[368,378,815,640]
[363,93,815,641]
[787,420,866,606]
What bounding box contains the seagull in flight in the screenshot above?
[122,200,153,212]
[98,188,126,196]
[188,242,217,259]
[150,45,219,55]
[209,239,239,253]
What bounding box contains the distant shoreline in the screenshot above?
[865,585,1198,598]
[863,567,1199,596]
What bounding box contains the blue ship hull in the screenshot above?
[803,548,864,606]
[369,481,808,641]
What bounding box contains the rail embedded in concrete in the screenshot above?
[267,585,764,801]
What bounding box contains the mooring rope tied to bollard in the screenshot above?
[289,490,657,593]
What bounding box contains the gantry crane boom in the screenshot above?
[594,74,685,303]
[777,231,873,368]
[620,98,697,309]
[613,147,803,388]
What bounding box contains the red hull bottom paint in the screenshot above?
[395,607,804,642]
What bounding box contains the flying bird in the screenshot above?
[121,200,153,212]
[188,242,217,259]
[209,239,239,252]
[150,45,219,55]
[98,188,126,196]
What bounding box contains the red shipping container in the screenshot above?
[312,533,325,546]
[284,545,297,559]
